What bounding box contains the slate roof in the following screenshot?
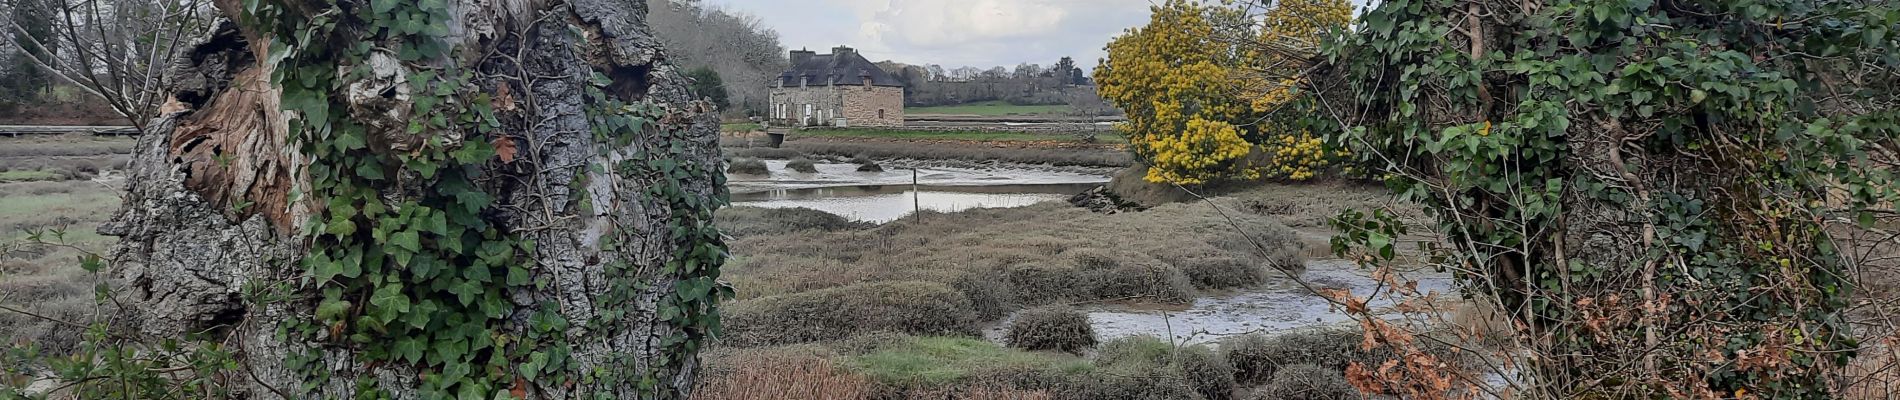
[777,50,905,88]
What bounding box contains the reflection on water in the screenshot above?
[727,160,1109,223]
[982,260,1455,345]
[732,183,1100,223]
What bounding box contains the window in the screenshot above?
[878,109,886,119]
[804,104,812,117]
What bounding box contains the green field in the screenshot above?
[796,128,1123,143]
[906,101,1070,116]
[0,170,63,182]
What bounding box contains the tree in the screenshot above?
[4,0,730,398]
[1096,0,1258,185]
[1,0,211,131]
[648,0,787,117]
[2,0,54,102]
[1096,0,1351,184]
[1313,0,1900,397]
[1052,56,1078,85]
[685,66,730,111]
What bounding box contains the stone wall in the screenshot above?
[840,85,903,127]
[768,84,904,127]
[768,85,838,126]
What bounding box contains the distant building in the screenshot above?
[769,46,905,128]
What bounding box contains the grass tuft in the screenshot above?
[722,281,980,347]
[727,157,769,175]
[1253,363,1361,400]
[786,157,818,173]
[1006,306,1096,353]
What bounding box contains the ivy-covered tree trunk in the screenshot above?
[99,0,728,398]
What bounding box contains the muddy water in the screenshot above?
[728,160,1109,223]
[984,260,1454,345]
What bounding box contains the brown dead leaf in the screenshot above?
[494,85,517,112]
[494,136,519,164]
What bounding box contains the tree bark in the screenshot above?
[99,0,723,398]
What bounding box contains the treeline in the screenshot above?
[649,0,787,117]
[876,57,1100,108]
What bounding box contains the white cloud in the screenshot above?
[713,0,1154,70]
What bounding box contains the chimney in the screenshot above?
[831,46,856,59]
[790,48,815,66]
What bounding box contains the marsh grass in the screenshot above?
[718,198,1314,343]
[786,157,818,173]
[0,180,120,354]
[1005,306,1096,353]
[722,281,982,347]
[727,157,769,175]
[0,135,135,157]
[1253,364,1360,400]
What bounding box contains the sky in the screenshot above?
[706,0,1160,71]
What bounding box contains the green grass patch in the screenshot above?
[721,122,764,133]
[907,101,1069,116]
[0,170,63,182]
[798,128,1122,143]
[846,336,1092,387]
[0,190,117,220]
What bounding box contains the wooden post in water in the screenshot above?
[912,168,921,223]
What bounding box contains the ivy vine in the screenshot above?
[1316,0,1898,396]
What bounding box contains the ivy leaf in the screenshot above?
[392,230,422,252]
[369,282,412,319]
[316,297,352,321]
[519,351,549,381]
[393,336,425,364]
[406,299,437,330]
[455,380,486,400]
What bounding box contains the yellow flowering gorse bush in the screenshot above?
[1098,0,1353,184]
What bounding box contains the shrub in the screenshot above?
[1172,255,1266,290]
[727,157,769,175]
[1079,365,1198,400]
[786,157,818,173]
[1177,345,1238,400]
[948,271,1016,321]
[1006,306,1096,353]
[1077,263,1195,303]
[722,281,978,347]
[1004,263,1082,305]
[845,336,1091,388]
[1090,336,1217,400]
[1253,364,1359,400]
[717,206,868,239]
[1221,328,1384,384]
[855,162,884,172]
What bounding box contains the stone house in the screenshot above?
[768,46,905,127]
